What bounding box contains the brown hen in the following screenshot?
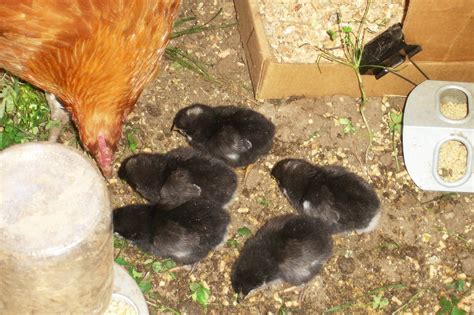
[0,0,181,176]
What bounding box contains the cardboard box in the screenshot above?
[234,0,474,100]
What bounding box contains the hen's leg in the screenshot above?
[46,93,69,142]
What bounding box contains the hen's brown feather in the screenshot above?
[0,0,180,175]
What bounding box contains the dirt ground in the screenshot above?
[107,1,473,314]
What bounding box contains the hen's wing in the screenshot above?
[1,1,178,99]
[0,0,180,156]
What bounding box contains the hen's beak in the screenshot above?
[101,165,113,178]
[96,134,114,178]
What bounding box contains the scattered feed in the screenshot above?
[256,0,404,63]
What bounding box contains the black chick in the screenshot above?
[231,214,333,298]
[271,159,381,234]
[118,147,238,209]
[171,103,275,167]
[113,198,230,264]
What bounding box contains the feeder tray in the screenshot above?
[403,80,474,192]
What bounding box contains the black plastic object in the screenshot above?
[359,23,421,79]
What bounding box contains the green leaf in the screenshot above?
[257,197,269,207]
[390,111,403,124]
[114,257,129,266]
[342,26,352,33]
[113,237,127,249]
[127,131,138,153]
[143,258,154,265]
[372,294,382,309]
[379,297,389,309]
[439,297,453,311]
[326,29,337,41]
[168,272,177,280]
[189,282,211,308]
[153,259,177,273]
[227,239,238,248]
[131,268,143,279]
[338,117,351,125]
[152,261,163,273]
[189,282,201,292]
[451,279,465,292]
[371,293,389,310]
[451,306,466,315]
[278,304,289,315]
[338,117,356,134]
[139,280,152,294]
[450,294,460,305]
[163,259,177,270]
[237,227,252,237]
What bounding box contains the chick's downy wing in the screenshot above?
[214,125,252,159]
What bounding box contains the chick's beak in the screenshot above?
[170,121,175,132]
[236,292,246,303]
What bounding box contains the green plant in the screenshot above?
[113,236,128,249]
[0,76,53,149]
[371,293,389,310]
[317,0,374,162]
[308,130,319,140]
[152,258,177,280]
[237,226,252,237]
[324,283,406,313]
[189,281,211,309]
[388,110,403,170]
[171,9,235,40]
[114,257,152,294]
[226,226,253,248]
[165,11,257,105]
[388,111,402,134]
[326,29,337,41]
[338,117,356,134]
[125,128,139,153]
[438,296,465,315]
[437,279,469,315]
[226,239,239,248]
[277,304,289,315]
[257,197,270,207]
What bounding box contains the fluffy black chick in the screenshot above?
[171,104,275,167]
[231,214,333,298]
[271,159,381,234]
[118,147,238,209]
[113,198,230,264]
